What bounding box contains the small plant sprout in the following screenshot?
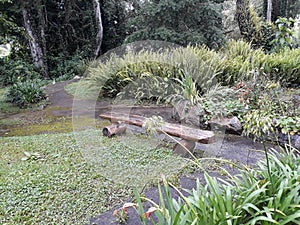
[142,115,165,136]
[113,202,137,223]
[122,203,137,213]
[144,207,161,220]
[21,151,43,161]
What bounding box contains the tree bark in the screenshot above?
[22,3,49,78]
[103,124,127,137]
[37,2,49,78]
[236,0,261,44]
[93,0,103,58]
[267,0,272,22]
[236,0,252,42]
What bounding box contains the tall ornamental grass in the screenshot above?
[121,145,300,224]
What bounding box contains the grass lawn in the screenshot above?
[0,130,190,224]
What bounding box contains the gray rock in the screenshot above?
[173,139,195,157]
[73,75,81,80]
[294,135,300,150]
[172,100,204,127]
[209,116,243,135]
[278,133,300,150]
[293,95,300,107]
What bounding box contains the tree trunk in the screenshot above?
[267,0,272,22]
[37,2,49,78]
[236,0,253,42]
[236,0,261,45]
[272,0,288,21]
[102,124,127,137]
[22,3,49,78]
[93,0,103,58]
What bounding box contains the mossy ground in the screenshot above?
[3,115,110,137]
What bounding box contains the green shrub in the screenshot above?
[0,58,41,86]
[124,146,300,224]
[270,17,298,52]
[48,53,87,81]
[201,84,248,120]
[276,116,300,135]
[256,23,276,52]
[170,45,225,92]
[267,48,300,85]
[85,45,224,103]
[75,40,300,105]
[220,40,269,85]
[6,79,46,107]
[220,40,300,87]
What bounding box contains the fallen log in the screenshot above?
[100,112,214,144]
[102,124,126,137]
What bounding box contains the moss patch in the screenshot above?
[4,116,111,137]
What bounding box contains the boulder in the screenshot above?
[278,133,300,150]
[209,116,243,135]
[172,100,204,127]
[73,75,81,80]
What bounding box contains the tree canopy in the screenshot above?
[125,0,225,49]
[0,0,299,80]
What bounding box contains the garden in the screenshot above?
[1,0,300,224]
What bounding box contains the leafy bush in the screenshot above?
[48,53,87,81]
[125,0,225,49]
[255,23,276,52]
[86,45,224,102]
[270,17,298,52]
[6,79,46,107]
[117,75,179,104]
[276,116,300,135]
[74,40,300,106]
[0,58,41,86]
[122,146,300,224]
[267,48,300,85]
[219,40,300,87]
[220,40,269,85]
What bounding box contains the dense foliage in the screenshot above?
[125,0,225,49]
[0,0,132,80]
[82,41,300,100]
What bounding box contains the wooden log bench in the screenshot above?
[100,112,214,156]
